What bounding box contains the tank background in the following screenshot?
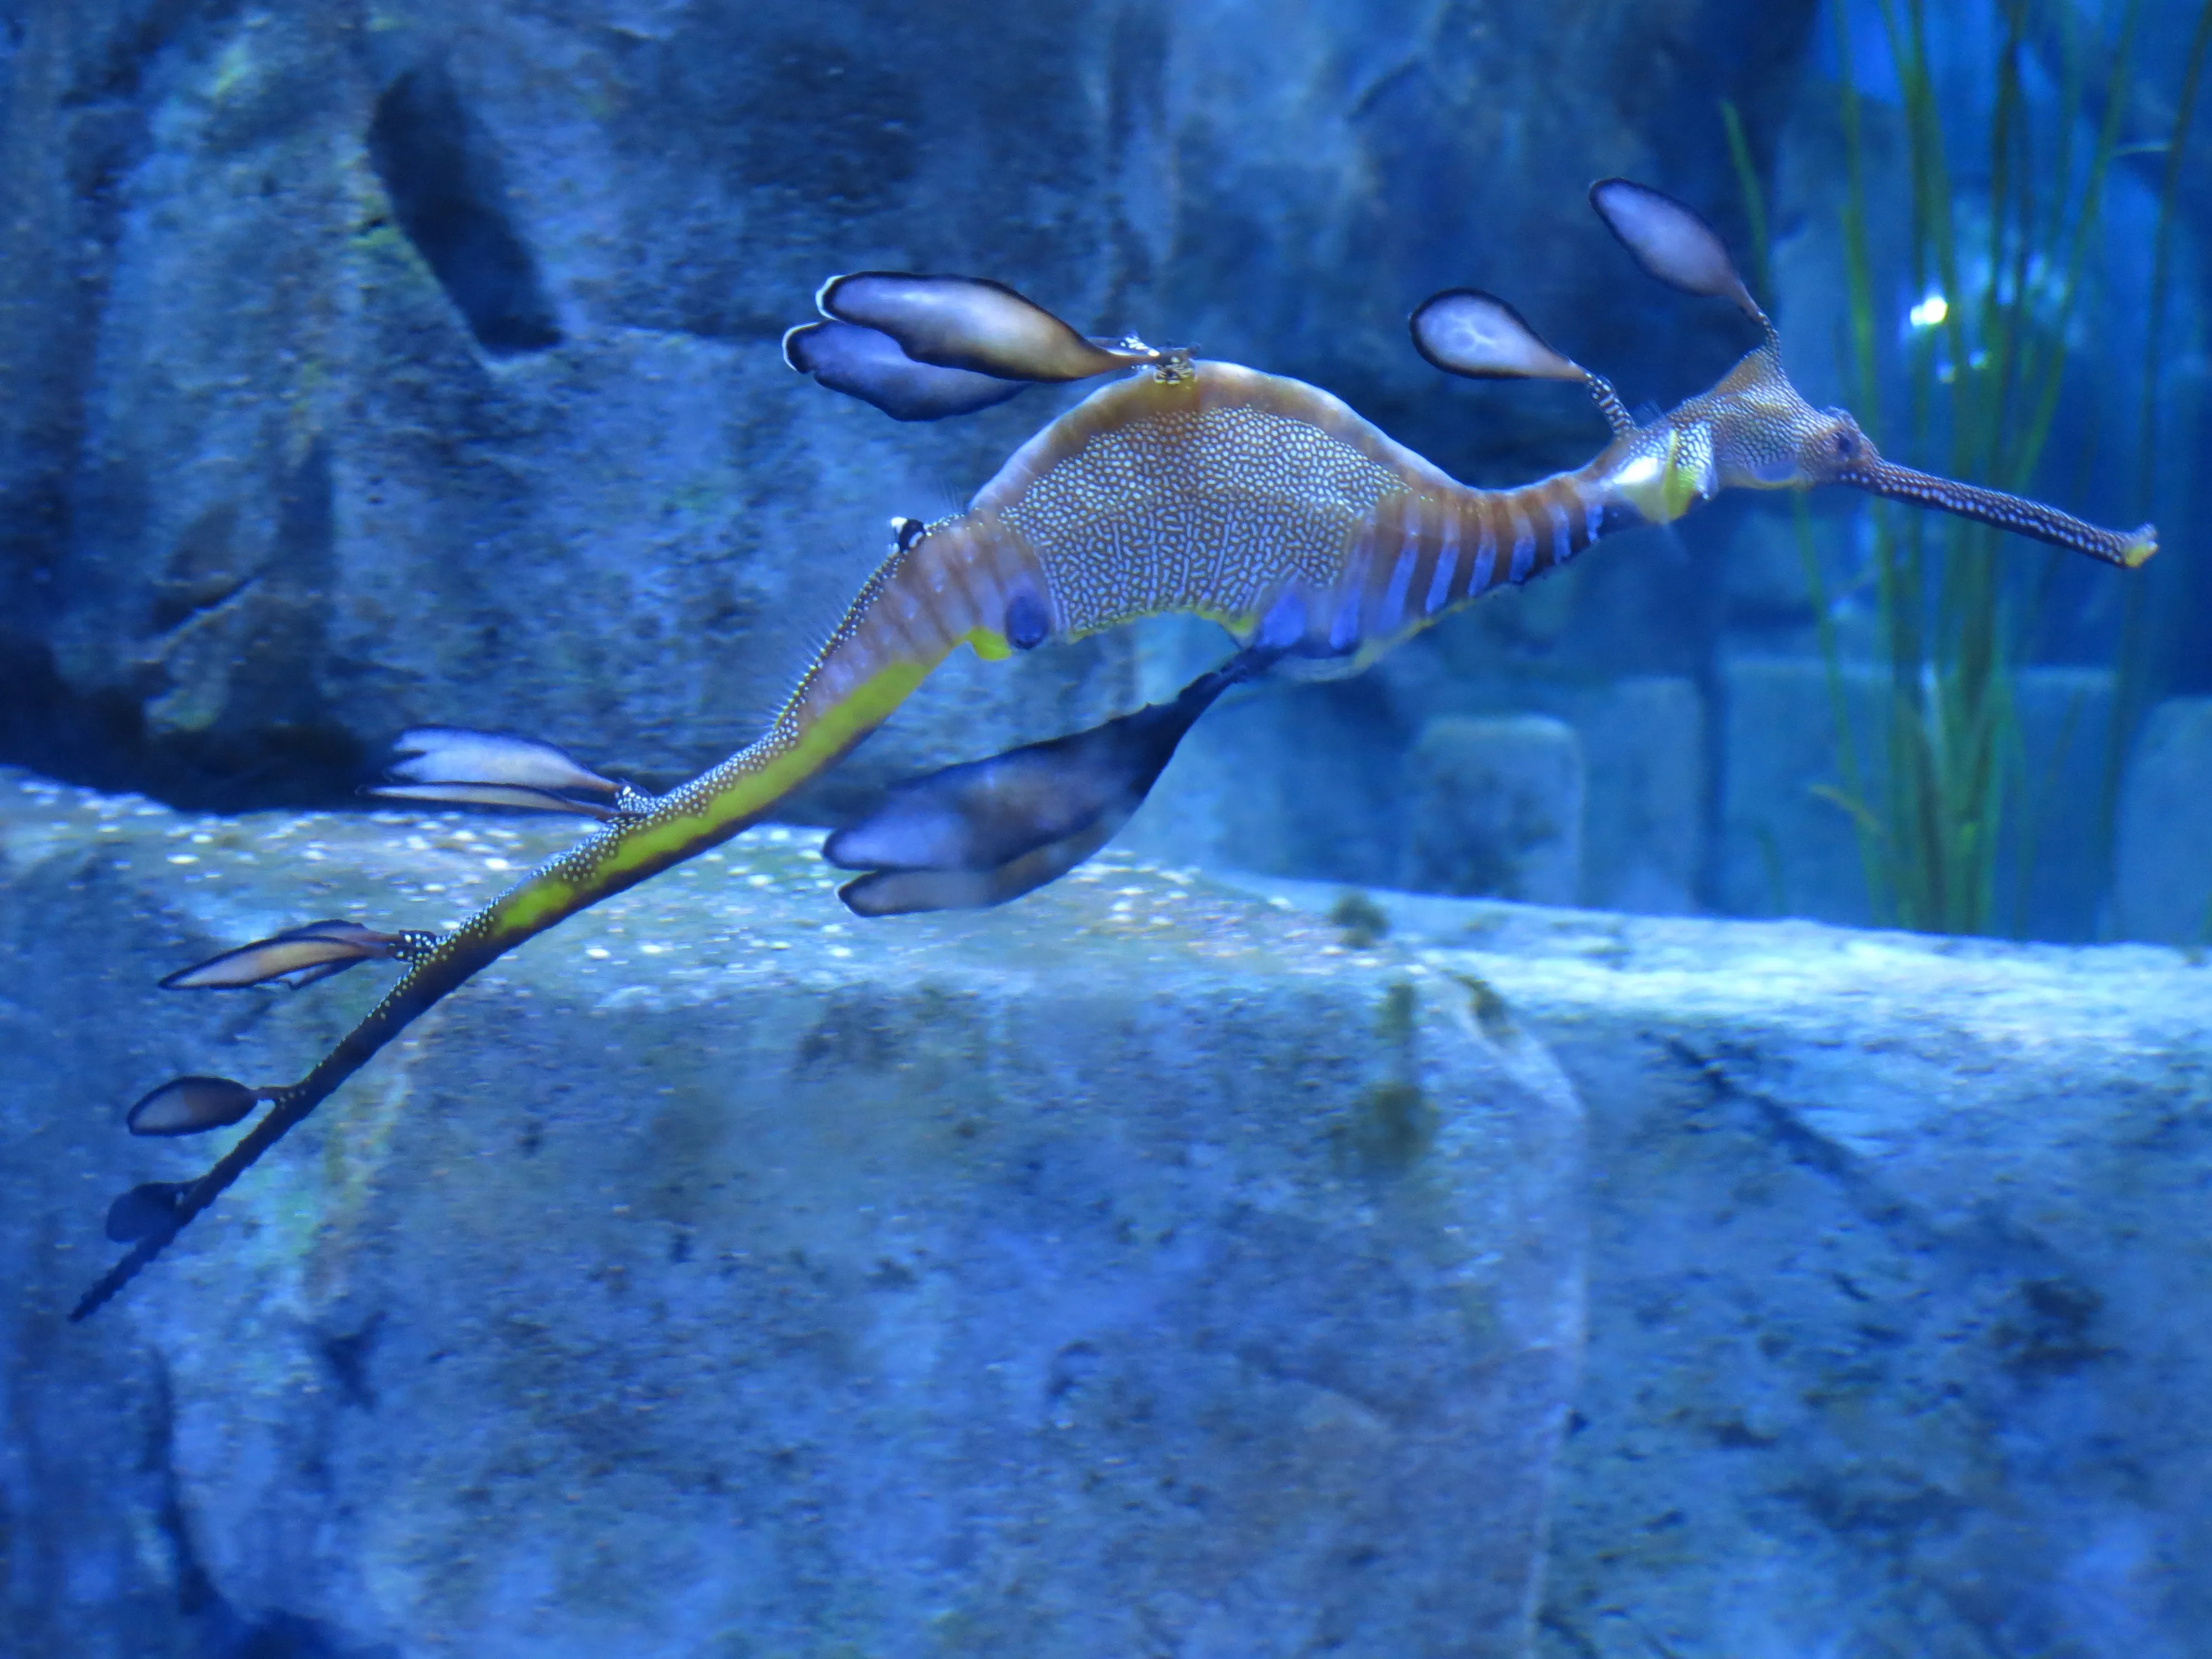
[1,0,2198,941]
[1135,0,2212,941]
[0,0,1812,814]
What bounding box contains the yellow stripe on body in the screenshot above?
[477,655,939,943]
[964,625,1015,661]
[476,518,1030,950]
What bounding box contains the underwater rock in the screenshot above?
[2112,696,2212,947]
[1236,879,2212,1659]
[1573,676,1704,916]
[0,770,1583,1658]
[1401,716,1585,905]
[0,0,1815,809]
[1479,915,2212,1659]
[1122,640,1413,889]
[1715,656,1882,923]
[1129,643,1701,915]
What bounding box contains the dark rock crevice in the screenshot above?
[147,1363,393,1658]
[0,632,367,811]
[366,62,562,358]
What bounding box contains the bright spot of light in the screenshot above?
[1908,291,1948,328]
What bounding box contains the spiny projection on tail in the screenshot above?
[71,179,2156,1319]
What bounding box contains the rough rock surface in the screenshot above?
[14,758,2210,1657]
[0,770,1585,1659]
[2114,696,2212,947]
[1401,715,1585,904]
[0,0,1814,809]
[1243,878,2212,1659]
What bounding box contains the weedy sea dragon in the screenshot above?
[72,180,2155,1319]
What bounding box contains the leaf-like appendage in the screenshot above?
[387,728,615,795]
[837,809,1133,916]
[1589,178,1762,322]
[783,320,1031,421]
[125,1076,259,1138]
[818,272,1155,383]
[160,920,399,990]
[1410,290,1586,382]
[829,645,1273,914]
[106,1182,190,1243]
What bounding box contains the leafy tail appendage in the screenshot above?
[71,519,1030,1319]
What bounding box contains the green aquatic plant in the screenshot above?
[73,183,2151,1317]
[2109,0,2212,867]
[1735,0,2189,936]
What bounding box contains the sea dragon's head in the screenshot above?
[1411,178,2156,570]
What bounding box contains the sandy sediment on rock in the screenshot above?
[0,771,1583,1659]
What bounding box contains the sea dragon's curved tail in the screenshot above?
[75,180,2153,1318]
[75,513,1027,1317]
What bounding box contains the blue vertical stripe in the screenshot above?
[1425,522,1460,614]
[1507,509,1536,583]
[1377,514,1422,634]
[1328,539,1371,652]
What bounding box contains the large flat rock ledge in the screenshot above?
[15,768,2206,1659]
[0,771,1583,1659]
[1241,878,2212,1659]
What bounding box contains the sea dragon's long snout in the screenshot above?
[1416,176,2155,573]
[72,179,2154,1318]
[1835,452,2156,568]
